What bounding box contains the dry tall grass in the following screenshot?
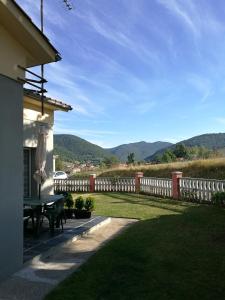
[99,157,225,179]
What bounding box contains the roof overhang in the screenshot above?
[24,89,73,112]
[0,0,61,67]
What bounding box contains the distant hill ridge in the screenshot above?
[54,134,110,162]
[107,141,172,162]
[146,133,225,161]
[54,134,172,162]
[54,133,225,163]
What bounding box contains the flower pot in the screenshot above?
[74,209,91,219]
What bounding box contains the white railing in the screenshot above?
[140,177,172,197]
[54,179,90,192]
[54,174,225,203]
[95,177,136,192]
[180,177,225,202]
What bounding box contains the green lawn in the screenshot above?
[46,193,225,300]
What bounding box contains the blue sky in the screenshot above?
[17,0,225,148]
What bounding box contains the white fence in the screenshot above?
[54,176,225,203]
[54,179,90,192]
[140,177,172,197]
[180,177,225,202]
[95,177,136,192]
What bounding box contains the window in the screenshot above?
[23,148,37,198]
[24,149,31,197]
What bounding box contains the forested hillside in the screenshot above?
[146,133,225,161]
[107,141,172,162]
[54,134,110,162]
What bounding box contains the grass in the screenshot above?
[99,157,225,180]
[46,193,225,300]
[91,192,191,219]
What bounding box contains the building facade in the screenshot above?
[23,90,72,199]
[0,0,67,280]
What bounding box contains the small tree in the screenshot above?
[127,152,135,164]
[173,144,188,159]
[103,156,119,168]
[155,154,163,163]
[55,157,64,170]
[161,150,176,163]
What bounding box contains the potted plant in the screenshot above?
[74,196,85,218]
[84,196,95,218]
[64,192,74,218]
[74,196,95,218]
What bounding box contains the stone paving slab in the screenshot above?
[24,216,108,262]
[0,218,137,300]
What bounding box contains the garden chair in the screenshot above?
[44,200,64,234]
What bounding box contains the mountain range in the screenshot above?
[54,134,109,162]
[54,133,225,163]
[146,133,225,161]
[107,141,172,162]
[54,135,171,162]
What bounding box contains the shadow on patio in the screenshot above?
[24,216,109,262]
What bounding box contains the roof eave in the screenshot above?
[0,0,61,66]
[11,0,60,57]
[23,89,73,112]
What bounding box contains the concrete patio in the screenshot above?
[24,215,110,262]
[0,217,137,300]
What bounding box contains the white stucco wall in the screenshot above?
[0,2,59,282]
[0,24,26,80]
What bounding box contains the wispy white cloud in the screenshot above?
[45,62,106,117]
[157,0,225,39]
[134,101,156,114]
[157,0,198,35]
[16,0,225,146]
[75,7,161,68]
[46,51,163,116]
[187,73,212,103]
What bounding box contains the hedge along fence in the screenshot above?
[54,172,225,203]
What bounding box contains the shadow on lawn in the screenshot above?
[45,204,225,300]
[101,192,195,214]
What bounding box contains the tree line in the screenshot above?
[155,144,220,163]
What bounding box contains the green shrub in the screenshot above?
[75,196,85,210]
[56,191,74,209]
[181,189,198,202]
[212,192,225,206]
[65,192,74,209]
[85,197,95,212]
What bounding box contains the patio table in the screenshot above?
[24,194,65,236]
